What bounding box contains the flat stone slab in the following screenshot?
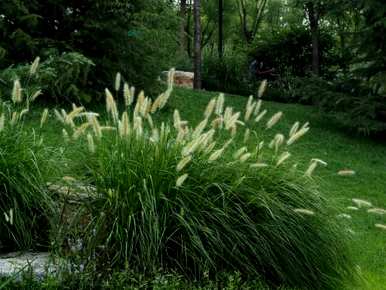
[0,252,54,279]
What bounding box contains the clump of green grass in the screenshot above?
[0,78,57,251]
[55,74,354,289]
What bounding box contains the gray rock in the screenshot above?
[0,252,55,279]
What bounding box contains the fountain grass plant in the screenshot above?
[55,72,355,289]
[0,75,58,251]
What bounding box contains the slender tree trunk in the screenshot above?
[179,0,187,54]
[193,0,202,89]
[218,0,224,58]
[307,2,320,76]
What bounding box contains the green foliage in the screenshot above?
[0,103,57,252]
[0,53,94,103]
[202,49,253,96]
[0,0,179,97]
[53,85,354,289]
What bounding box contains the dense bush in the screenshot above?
[0,53,94,103]
[0,0,178,96]
[53,79,354,289]
[202,49,253,96]
[0,82,57,252]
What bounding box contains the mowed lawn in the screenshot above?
[27,87,386,289]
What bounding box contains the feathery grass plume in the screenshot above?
[311,158,328,166]
[123,83,133,107]
[192,118,208,139]
[305,161,318,177]
[258,79,268,98]
[4,208,14,225]
[287,126,310,145]
[225,112,241,130]
[208,148,225,162]
[20,108,29,118]
[269,133,285,153]
[347,206,359,211]
[211,117,223,129]
[137,91,145,111]
[255,109,267,123]
[277,151,291,166]
[119,112,130,137]
[173,109,181,129]
[10,112,19,126]
[87,133,95,153]
[150,128,160,143]
[89,115,102,139]
[105,88,118,123]
[352,198,372,208]
[243,128,250,143]
[0,114,4,132]
[100,126,117,132]
[233,146,247,159]
[30,90,42,102]
[215,93,225,115]
[176,173,188,187]
[337,214,352,219]
[337,170,356,176]
[146,115,154,129]
[375,224,386,231]
[250,162,268,168]
[133,116,143,137]
[244,97,256,122]
[72,122,91,140]
[239,152,252,163]
[204,98,216,119]
[367,208,386,215]
[12,79,22,103]
[62,129,69,142]
[115,72,121,91]
[254,99,263,116]
[204,141,217,154]
[266,111,283,129]
[289,121,300,137]
[65,106,84,125]
[54,109,65,123]
[293,208,315,215]
[40,109,49,128]
[176,156,192,172]
[223,106,233,123]
[29,56,40,75]
[151,93,164,113]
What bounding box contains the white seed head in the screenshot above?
[255,109,267,123]
[293,208,315,216]
[87,133,95,153]
[0,114,4,132]
[115,72,121,91]
[215,93,225,115]
[123,83,133,106]
[12,79,22,103]
[176,173,188,187]
[30,56,40,75]
[337,213,352,219]
[375,224,386,231]
[204,98,216,119]
[352,198,372,208]
[176,156,192,172]
[266,112,283,129]
[243,129,250,143]
[287,127,310,145]
[233,147,247,159]
[250,163,268,168]
[367,208,386,215]
[239,152,252,163]
[276,151,291,166]
[338,170,356,176]
[40,109,49,128]
[305,161,318,177]
[258,79,267,98]
[289,121,300,137]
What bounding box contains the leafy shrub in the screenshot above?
[202,49,254,96]
[0,53,94,103]
[54,77,354,289]
[0,0,179,95]
[0,82,57,252]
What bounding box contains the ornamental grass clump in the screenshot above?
[0,78,57,252]
[60,77,354,289]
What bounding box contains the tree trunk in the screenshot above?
[307,2,320,76]
[179,0,187,54]
[218,0,224,58]
[193,0,202,89]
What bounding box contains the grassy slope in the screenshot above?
[26,87,386,289]
[170,88,386,290]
